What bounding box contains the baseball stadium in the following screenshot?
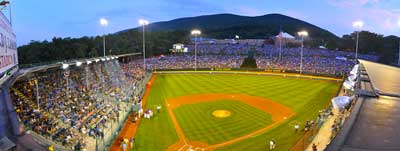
[1,1,400,151]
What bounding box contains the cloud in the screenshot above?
[236,6,263,16]
[328,0,381,7]
[327,0,400,35]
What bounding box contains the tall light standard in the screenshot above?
[352,20,364,61]
[100,18,108,57]
[235,35,240,56]
[397,19,400,66]
[191,29,201,71]
[139,19,149,71]
[297,30,308,74]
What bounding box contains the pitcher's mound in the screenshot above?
[212,110,231,118]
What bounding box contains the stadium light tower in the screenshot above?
[139,19,149,71]
[191,29,201,71]
[352,20,364,61]
[100,18,108,57]
[397,18,400,66]
[297,30,308,74]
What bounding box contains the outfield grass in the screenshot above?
[174,100,273,144]
[135,74,340,151]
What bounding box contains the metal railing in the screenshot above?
[97,72,152,151]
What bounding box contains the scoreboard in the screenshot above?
[0,11,17,75]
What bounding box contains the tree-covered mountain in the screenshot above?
[123,13,339,41]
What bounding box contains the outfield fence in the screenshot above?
[154,70,343,82]
[154,67,345,78]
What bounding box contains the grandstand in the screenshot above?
[2,1,400,150]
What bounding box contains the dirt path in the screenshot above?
[108,75,157,151]
[166,94,296,151]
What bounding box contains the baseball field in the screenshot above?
[134,73,340,151]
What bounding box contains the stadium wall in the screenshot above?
[154,68,345,78]
[153,70,342,82]
[0,73,20,143]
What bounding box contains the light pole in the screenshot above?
[279,31,283,60]
[297,30,308,74]
[397,19,400,66]
[352,20,364,61]
[191,29,201,71]
[139,19,149,71]
[100,18,108,57]
[62,63,69,98]
[235,35,240,56]
[34,79,39,111]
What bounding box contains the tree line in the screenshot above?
[17,30,190,65]
[17,29,399,66]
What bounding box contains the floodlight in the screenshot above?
[62,64,69,69]
[191,29,201,35]
[352,20,364,29]
[76,61,82,67]
[100,18,108,27]
[139,19,149,26]
[297,31,308,37]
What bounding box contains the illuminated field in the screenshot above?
[135,74,340,151]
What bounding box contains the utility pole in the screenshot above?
[398,40,400,66]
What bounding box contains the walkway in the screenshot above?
[108,75,156,151]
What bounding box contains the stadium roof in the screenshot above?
[327,60,400,151]
[275,32,295,39]
[360,60,400,97]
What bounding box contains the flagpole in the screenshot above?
[279,32,282,60]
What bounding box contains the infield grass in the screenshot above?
[134,74,340,151]
[174,100,273,144]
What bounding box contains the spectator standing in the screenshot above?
[294,124,299,133]
[269,139,276,150]
[312,143,317,151]
[122,142,127,151]
[130,137,134,148]
[157,105,162,113]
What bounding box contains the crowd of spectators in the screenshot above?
[145,55,244,69]
[11,59,146,150]
[169,43,379,75]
